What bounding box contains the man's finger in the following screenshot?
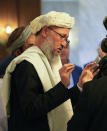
[63,63,75,68]
[93,69,100,77]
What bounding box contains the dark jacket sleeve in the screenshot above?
[0,55,14,77]
[11,60,71,120]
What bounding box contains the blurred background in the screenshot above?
[0,0,107,67]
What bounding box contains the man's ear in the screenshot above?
[41,26,48,38]
[14,49,21,56]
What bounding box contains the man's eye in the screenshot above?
[61,34,66,38]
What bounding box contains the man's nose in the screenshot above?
[61,41,67,48]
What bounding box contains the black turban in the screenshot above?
[101,38,107,53]
[103,16,107,30]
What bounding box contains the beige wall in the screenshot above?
[0,0,41,43]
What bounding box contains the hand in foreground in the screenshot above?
[59,63,75,88]
[78,62,99,88]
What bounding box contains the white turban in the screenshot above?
[30,11,75,34]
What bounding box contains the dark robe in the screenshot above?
[8,60,80,131]
[67,68,107,131]
[0,55,15,78]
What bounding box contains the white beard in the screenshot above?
[40,36,62,82]
[40,36,60,66]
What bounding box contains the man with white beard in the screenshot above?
[1,11,98,131]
